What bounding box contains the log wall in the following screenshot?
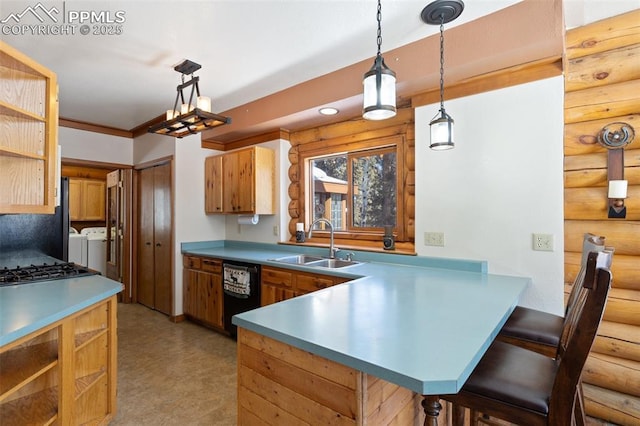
[564,10,640,425]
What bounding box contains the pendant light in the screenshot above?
[362,0,396,120]
[148,59,231,138]
[421,0,464,150]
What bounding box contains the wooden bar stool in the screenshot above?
[497,233,607,357]
[422,251,613,426]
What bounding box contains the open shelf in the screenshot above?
[0,100,46,122]
[0,340,58,400]
[75,328,107,351]
[0,387,58,426]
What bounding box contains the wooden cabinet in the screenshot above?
[205,146,275,215]
[0,41,58,214]
[0,296,117,424]
[204,155,223,213]
[261,265,351,306]
[137,163,172,316]
[69,178,106,221]
[183,256,224,330]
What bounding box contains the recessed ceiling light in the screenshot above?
[319,107,339,116]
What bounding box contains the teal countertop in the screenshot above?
[183,240,530,395]
[0,275,123,346]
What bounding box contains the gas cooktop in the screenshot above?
[0,262,98,286]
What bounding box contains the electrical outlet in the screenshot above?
[424,232,445,247]
[532,233,554,251]
[273,225,279,236]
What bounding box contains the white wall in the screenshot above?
[59,126,133,165]
[172,134,227,315]
[415,76,565,314]
[133,132,175,164]
[224,139,292,243]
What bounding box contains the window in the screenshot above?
[305,137,404,241]
[288,112,414,252]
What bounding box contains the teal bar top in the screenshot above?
[0,275,123,346]
[183,240,529,395]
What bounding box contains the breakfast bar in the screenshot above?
[222,244,530,424]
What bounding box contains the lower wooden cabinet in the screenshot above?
[183,256,224,330]
[261,265,351,306]
[0,295,117,425]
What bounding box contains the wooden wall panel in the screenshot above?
[564,10,640,425]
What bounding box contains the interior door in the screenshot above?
[106,170,121,283]
[153,163,172,315]
[136,162,172,315]
[137,166,155,309]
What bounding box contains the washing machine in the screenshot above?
[81,227,107,275]
[68,228,88,266]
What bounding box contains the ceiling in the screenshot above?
[1,0,638,136]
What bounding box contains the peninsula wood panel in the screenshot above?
[237,328,432,425]
[563,10,640,425]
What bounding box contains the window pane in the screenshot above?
[311,156,347,230]
[352,152,396,228]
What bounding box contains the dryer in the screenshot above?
[81,227,107,275]
[68,228,88,266]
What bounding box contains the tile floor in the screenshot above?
[111,303,237,425]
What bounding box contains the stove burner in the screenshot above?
[0,262,98,286]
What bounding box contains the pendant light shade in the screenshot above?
[429,109,454,150]
[363,0,396,121]
[422,0,464,150]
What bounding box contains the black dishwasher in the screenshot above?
[222,260,261,337]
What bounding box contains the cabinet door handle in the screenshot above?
[146,242,151,246]
[156,243,162,247]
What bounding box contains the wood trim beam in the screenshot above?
[411,56,562,108]
[130,114,164,139]
[202,129,290,152]
[59,117,133,139]
[61,157,132,169]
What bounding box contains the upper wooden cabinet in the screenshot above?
[0,41,58,214]
[205,146,275,215]
[69,178,106,221]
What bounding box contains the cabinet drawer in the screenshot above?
[183,256,201,270]
[296,273,333,293]
[201,258,222,273]
[261,267,293,288]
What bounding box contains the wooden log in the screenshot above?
[405,171,415,196]
[565,9,640,60]
[566,253,640,291]
[564,220,640,256]
[564,114,640,156]
[565,79,640,124]
[290,108,413,145]
[287,164,298,182]
[288,200,299,219]
[565,44,640,92]
[287,146,298,164]
[583,352,640,398]
[287,182,299,201]
[583,382,640,426]
[592,320,640,363]
[564,186,640,220]
[603,289,640,326]
[405,147,415,171]
[564,152,607,171]
[564,167,640,189]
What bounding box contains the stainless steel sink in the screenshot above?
[271,254,325,265]
[271,255,361,269]
[308,259,361,269]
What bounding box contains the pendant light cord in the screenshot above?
[438,14,445,111]
[376,0,382,56]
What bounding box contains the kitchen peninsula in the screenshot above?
[0,256,122,425]
[182,241,530,424]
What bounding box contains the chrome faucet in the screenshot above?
[308,218,338,259]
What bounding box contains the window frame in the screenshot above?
[301,135,406,243]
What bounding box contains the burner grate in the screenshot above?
[0,262,98,286]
